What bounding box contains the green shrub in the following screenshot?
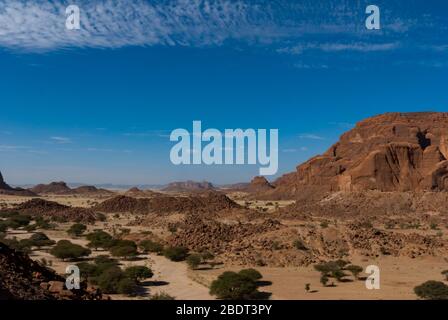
[414,281,448,300]
[8,215,31,227]
[67,223,87,237]
[96,266,126,293]
[124,266,153,282]
[50,240,91,261]
[163,246,189,262]
[139,240,163,254]
[110,245,138,259]
[117,278,139,295]
[29,232,55,248]
[86,230,114,250]
[0,222,7,233]
[346,265,363,279]
[320,275,329,287]
[186,254,202,269]
[320,221,329,228]
[210,271,259,300]
[293,239,308,251]
[199,251,214,261]
[442,270,448,281]
[238,269,263,282]
[150,292,175,300]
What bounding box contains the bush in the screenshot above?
[0,222,8,233]
[346,265,363,279]
[320,221,329,228]
[0,238,31,253]
[29,232,55,248]
[139,240,163,254]
[50,240,91,261]
[414,281,448,300]
[77,262,101,280]
[293,239,308,251]
[163,246,189,262]
[320,275,329,287]
[239,269,263,282]
[96,266,126,293]
[200,251,215,261]
[150,292,175,300]
[86,230,114,250]
[442,270,448,281]
[110,245,138,259]
[112,239,137,248]
[186,254,202,269]
[210,271,259,300]
[95,265,141,296]
[35,217,55,230]
[77,255,119,281]
[124,266,153,282]
[117,278,139,295]
[67,223,87,237]
[8,215,31,227]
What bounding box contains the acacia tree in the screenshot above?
[124,266,153,283]
[50,240,91,261]
[67,223,87,237]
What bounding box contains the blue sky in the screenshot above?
[0,0,447,185]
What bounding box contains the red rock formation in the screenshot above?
[270,112,448,198]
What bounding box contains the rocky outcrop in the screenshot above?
[0,242,103,300]
[29,182,112,196]
[95,191,240,214]
[268,112,448,199]
[29,182,72,195]
[162,180,215,193]
[0,171,36,196]
[2,198,103,223]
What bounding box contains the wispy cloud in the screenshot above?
[0,0,417,52]
[298,133,325,140]
[0,145,30,151]
[124,130,170,138]
[87,147,132,153]
[278,42,400,55]
[50,136,72,144]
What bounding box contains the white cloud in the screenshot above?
[298,133,325,140]
[0,145,30,151]
[0,0,282,51]
[50,136,72,144]
[279,42,400,55]
[0,1,415,52]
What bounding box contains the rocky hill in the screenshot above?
[29,181,112,196]
[0,242,102,300]
[162,180,215,193]
[0,171,36,196]
[265,112,448,199]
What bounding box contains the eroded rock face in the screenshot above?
[272,112,448,198]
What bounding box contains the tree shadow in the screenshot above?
[141,280,169,287]
[251,291,272,300]
[256,280,272,287]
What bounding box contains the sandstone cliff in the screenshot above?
[269,112,448,199]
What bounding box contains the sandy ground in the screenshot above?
[191,255,448,300]
[2,194,447,300]
[6,223,212,300]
